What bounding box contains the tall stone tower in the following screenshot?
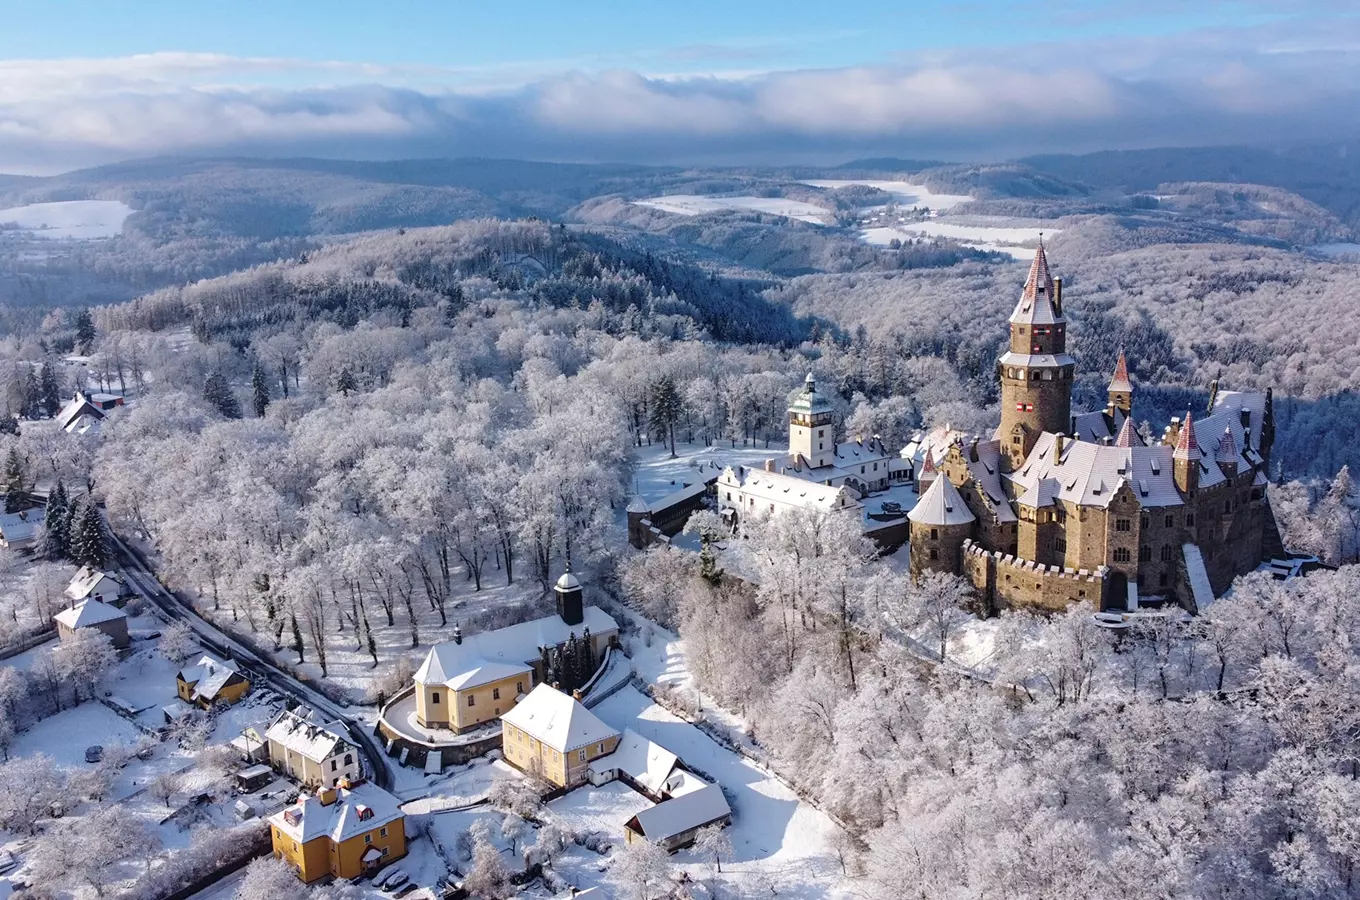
[997,242,1075,471]
[788,373,835,469]
[1108,351,1133,415]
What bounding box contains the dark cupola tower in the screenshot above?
[553,569,584,626]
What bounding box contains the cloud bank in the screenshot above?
[2,18,1360,173]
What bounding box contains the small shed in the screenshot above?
[624,783,732,852]
[236,764,275,793]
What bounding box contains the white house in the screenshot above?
[54,597,130,649]
[716,463,861,527]
[0,509,44,550]
[65,566,124,605]
[264,708,361,789]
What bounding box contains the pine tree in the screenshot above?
[250,362,271,418]
[73,310,95,353]
[20,370,40,421]
[69,499,109,569]
[2,450,24,501]
[648,375,683,458]
[39,362,61,418]
[203,372,242,419]
[335,367,358,397]
[40,481,69,560]
[290,614,305,662]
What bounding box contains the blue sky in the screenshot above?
[0,1,1356,172]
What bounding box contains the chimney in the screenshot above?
[764,459,775,473]
[453,624,463,646]
[318,786,338,806]
[1053,277,1063,316]
[969,438,979,462]
[572,689,583,701]
[1055,434,1065,459]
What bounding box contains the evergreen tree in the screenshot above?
[69,497,109,569]
[40,481,70,560]
[1,450,24,508]
[0,417,17,437]
[203,372,242,419]
[20,370,40,420]
[251,362,271,418]
[73,310,95,353]
[336,367,358,397]
[290,614,305,662]
[39,362,61,418]
[648,375,683,458]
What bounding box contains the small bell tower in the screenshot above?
[1173,411,1201,495]
[554,569,584,627]
[787,373,835,469]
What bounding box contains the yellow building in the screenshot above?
[500,684,621,788]
[176,654,251,708]
[412,595,619,734]
[268,781,407,883]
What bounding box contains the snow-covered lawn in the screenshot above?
[800,179,974,212]
[8,701,143,769]
[632,195,829,224]
[0,200,133,239]
[630,440,773,503]
[1311,242,1360,257]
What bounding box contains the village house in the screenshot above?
[55,391,110,435]
[412,571,618,733]
[231,722,271,764]
[65,566,125,606]
[717,464,861,526]
[176,653,251,708]
[268,781,407,883]
[263,707,361,789]
[624,783,733,852]
[0,508,44,550]
[500,684,621,788]
[53,597,130,649]
[905,243,1277,614]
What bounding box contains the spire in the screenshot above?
[1173,411,1200,460]
[1216,427,1238,463]
[1114,417,1139,448]
[1108,351,1132,393]
[921,453,936,475]
[1008,240,1061,325]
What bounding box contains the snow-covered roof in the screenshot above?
[1212,390,1267,449]
[907,474,976,526]
[906,427,1016,524]
[56,393,105,431]
[1071,408,1126,444]
[1008,244,1063,327]
[555,570,581,592]
[500,684,619,753]
[627,783,732,842]
[1010,432,1184,509]
[269,782,404,845]
[719,466,860,514]
[65,566,120,602]
[1190,407,1257,490]
[997,351,1076,368]
[1108,351,1133,393]
[593,728,679,795]
[0,509,44,544]
[265,708,352,764]
[54,597,127,630]
[177,654,244,701]
[832,436,891,465]
[786,372,834,417]
[626,495,650,514]
[414,606,618,691]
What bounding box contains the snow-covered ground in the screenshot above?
[0,200,133,239]
[632,195,829,224]
[862,220,1059,259]
[1310,242,1360,258]
[800,179,973,212]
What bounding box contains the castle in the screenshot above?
[907,243,1277,613]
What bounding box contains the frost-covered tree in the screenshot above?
[203,370,242,419]
[463,834,514,900]
[159,620,198,666]
[251,360,272,418]
[234,855,309,900]
[648,374,683,457]
[612,837,673,900]
[52,629,117,703]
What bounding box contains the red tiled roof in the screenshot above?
[1109,350,1132,393]
[1173,411,1200,459]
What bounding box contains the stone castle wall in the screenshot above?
[963,539,1108,613]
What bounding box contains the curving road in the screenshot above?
[110,533,394,791]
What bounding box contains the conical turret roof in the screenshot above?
[908,475,975,527]
[1173,411,1200,460]
[1109,351,1132,393]
[1114,417,1140,448]
[1009,241,1063,327]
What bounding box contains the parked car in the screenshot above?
[84,746,103,763]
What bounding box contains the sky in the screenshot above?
[1,0,1358,174]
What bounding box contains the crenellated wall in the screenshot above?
[962,539,1109,612]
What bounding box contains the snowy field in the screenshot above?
[799,178,973,212]
[1311,242,1360,258]
[630,440,775,503]
[632,195,829,224]
[0,200,133,239]
[862,220,1059,259]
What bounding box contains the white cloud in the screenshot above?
[1,21,1359,173]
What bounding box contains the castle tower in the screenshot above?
[1173,411,1201,495]
[1108,351,1133,416]
[996,242,1075,471]
[908,475,975,579]
[554,569,584,627]
[787,372,835,469]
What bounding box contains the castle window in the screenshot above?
[493,687,501,700]
[1141,513,1150,528]
[818,429,824,437]
[1161,545,1174,561]
[431,693,440,705]
[1224,499,1232,513]
[517,681,523,694]
[1139,545,1151,562]
[929,549,939,560]
[1114,547,1131,563]
[930,528,938,540]
[1161,573,1169,586]
[1186,513,1195,526]
[1165,514,1174,528]
[1055,537,1067,553]
[726,492,731,501]
[1115,518,1131,532]
[467,695,475,707]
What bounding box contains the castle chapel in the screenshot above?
[907,244,1278,614]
